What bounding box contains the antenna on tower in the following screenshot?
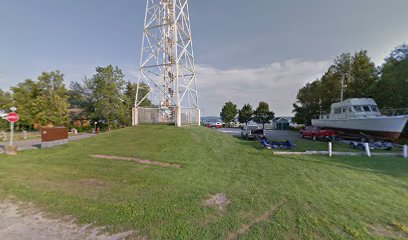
[133,0,200,127]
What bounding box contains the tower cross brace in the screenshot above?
[133,0,200,127]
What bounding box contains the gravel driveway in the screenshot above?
[0,201,134,240]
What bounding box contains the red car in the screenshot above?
[299,126,337,141]
[204,122,223,128]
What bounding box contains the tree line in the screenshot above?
[0,65,150,131]
[293,43,408,128]
[220,101,275,129]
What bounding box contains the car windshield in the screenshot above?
[247,126,259,130]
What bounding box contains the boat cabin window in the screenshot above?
[342,107,346,113]
[353,106,363,112]
[333,108,341,114]
[370,105,379,112]
[363,106,371,112]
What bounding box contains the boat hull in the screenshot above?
[311,116,408,140]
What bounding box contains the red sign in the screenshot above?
[6,112,19,123]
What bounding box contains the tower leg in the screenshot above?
[196,108,201,126]
[132,107,139,126]
[176,106,181,127]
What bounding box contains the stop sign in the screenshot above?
[6,112,20,123]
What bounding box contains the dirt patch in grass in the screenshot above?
[227,198,287,240]
[0,201,138,240]
[369,224,407,239]
[78,178,107,187]
[203,193,230,211]
[91,155,182,169]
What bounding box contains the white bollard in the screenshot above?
[328,142,333,157]
[364,143,371,157]
[404,145,408,158]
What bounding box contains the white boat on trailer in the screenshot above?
[312,98,408,140]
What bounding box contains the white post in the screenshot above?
[176,106,181,127]
[132,107,139,126]
[196,108,201,126]
[403,145,408,158]
[364,143,371,157]
[328,142,333,157]
[9,122,14,146]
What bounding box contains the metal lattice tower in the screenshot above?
[133,0,200,127]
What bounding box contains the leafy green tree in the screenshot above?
[0,89,12,110]
[0,89,13,130]
[293,81,321,124]
[32,71,69,126]
[293,50,378,124]
[385,43,408,62]
[332,51,378,99]
[238,103,253,126]
[348,51,378,98]
[373,44,408,109]
[123,82,151,125]
[11,79,40,128]
[253,101,274,129]
[11,72,69,128]
[87,65,127,129]
[220,101,238,126]
[68,81,90,109]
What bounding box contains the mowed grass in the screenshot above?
[0,126,407,239]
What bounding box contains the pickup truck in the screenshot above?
[241,125,265,139]
[299,126,336,141]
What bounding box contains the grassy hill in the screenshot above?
[0,126,407,239]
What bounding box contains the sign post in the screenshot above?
[6,108,19,149]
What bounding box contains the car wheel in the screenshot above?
[349,142,355,149]
[312,134,317,141]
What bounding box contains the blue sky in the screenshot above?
[1,0,407,116]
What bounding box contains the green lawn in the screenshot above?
[0,126,407,239]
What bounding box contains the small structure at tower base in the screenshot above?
[132,107,201,127]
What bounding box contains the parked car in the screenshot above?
[241,125,265,139]
[204,122,223,128]
[299,126,336,141]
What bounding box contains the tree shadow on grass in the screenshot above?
[232,136,262,150]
